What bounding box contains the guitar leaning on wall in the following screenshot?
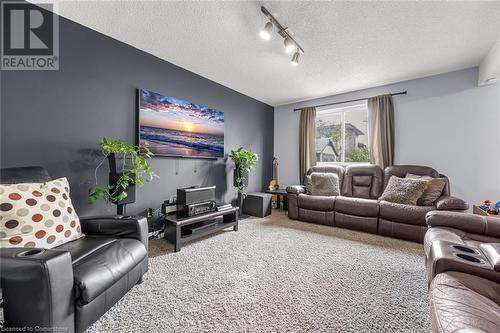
[268,157,284,191]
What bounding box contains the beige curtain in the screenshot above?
[367,95,394,168]
[299,107,317,182]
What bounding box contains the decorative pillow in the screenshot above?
[0,177,84,249]
[380,176,428,205]
[406,173,446,206]
[310,173,340,196]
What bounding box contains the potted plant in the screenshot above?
[229,147,258,211]
[89,138,157,214]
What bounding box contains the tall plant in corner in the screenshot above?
[230,147,258,210]
[89,138,157,213]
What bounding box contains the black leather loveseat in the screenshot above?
[0,167,148,332]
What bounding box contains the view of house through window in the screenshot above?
[315,103,369,163]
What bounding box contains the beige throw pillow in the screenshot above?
[310,173,340,196]
[406,173,446,206]
[0,177,84,249]
[380,176,428,205]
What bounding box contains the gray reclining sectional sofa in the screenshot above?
[287,165,468,243]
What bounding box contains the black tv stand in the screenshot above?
[164,206,238,252]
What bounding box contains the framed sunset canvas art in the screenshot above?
[137,89,224,158]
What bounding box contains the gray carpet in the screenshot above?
[87,211,430,333]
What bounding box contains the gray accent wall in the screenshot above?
[1,14,274,216]
[274,68,500,207]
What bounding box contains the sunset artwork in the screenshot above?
[138,89,224,158]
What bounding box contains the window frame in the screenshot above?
[315,101,370,166]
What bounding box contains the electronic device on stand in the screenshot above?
[176,186,217,217]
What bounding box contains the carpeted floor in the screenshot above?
[87,211,430,333]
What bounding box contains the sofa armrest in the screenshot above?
[426,210,500,238]
[0,248,74,332]
[286,185,306,195]
[426,210,487,235]
[80,216,148,251]
[435,195,469,211]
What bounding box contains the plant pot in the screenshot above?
[108,153,133,174]
[234,169,248,215]
[237,193,244,214]
[233,169,249,188]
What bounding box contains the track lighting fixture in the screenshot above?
[291,50,301,66]
[259,22,273,41]
[259,6,305,65]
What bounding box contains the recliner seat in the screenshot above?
[0,167,149,333]
[291,165,344,226]
[425,211,500,333]
[334,165,383,233]
[71,237,147,304]
[430,271,500,333]
[378,201,436,242]
[297,194,335,226]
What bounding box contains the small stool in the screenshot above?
[243,192,272,217]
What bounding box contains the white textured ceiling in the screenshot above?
[36,1,500,106]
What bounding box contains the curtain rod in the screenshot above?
[292,90,407,112]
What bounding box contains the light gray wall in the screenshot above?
[274,68,500,206]
[1,13,274,216]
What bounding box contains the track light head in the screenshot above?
[291,50,301,66]
[284,37,296,54]
[259,22,273,40]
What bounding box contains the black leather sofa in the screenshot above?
[0,167,149,332]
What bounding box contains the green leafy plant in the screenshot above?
[89,138,158,204]
[229,147,258,197]
[344,146,370,163]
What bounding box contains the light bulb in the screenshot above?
[284,37,296,53]
[259,22,273,40]
[291,51,300,66]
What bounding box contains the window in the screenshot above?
[315,102,369,164]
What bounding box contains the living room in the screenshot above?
[1,1,499,332]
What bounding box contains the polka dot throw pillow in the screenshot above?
[0,177,84,249]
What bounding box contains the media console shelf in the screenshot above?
[164,206,238,252]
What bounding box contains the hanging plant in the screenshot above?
[229,147,258,198]
[88,138,158,204]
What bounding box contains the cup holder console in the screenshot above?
[455,253,483,264]
[428,241,497,284]
[452,245,477,254]
[17,249,45,257]
[450,244,484,264]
